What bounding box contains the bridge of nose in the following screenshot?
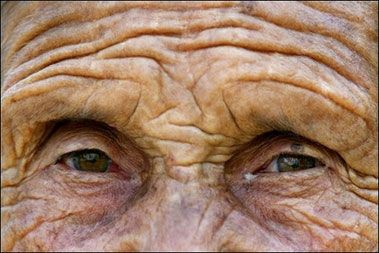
[107,159,286,251]
[144,175,233,250]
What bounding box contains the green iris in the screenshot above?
[69,149,111,172]
[277,154,317,172]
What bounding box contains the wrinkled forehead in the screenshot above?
[1,2,378,90]
[1,1,378,175]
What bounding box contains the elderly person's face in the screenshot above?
[1,2,378,251]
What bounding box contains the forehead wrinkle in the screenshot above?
[1,3,377,153]
[1,2,378,128]
[2,2,376,100]
[1,2,378,134]
[0,2,236,73]
[3,7,249,92]
[1,75,142,164]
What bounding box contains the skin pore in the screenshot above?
[1,1,378,251]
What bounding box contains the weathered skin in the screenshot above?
[1,1,378,251]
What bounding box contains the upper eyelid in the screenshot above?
[226,132,333,173]
[5,124,117,181]
[34,122,121,165]
[56,137,114,159]
[34,120,149,175]
[56,148,112,163]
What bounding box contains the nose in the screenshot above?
[142,175,234,251]
[142,158,235,250]
[108,161,290,251]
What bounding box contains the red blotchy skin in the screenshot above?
[1,2,378,251]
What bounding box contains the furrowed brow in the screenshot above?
[1,76,142,172]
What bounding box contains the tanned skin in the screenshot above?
[1,2,378,251]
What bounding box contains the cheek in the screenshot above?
[227,168,378,251]
[1,164,146,251]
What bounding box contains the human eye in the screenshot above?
[58,149,113,173]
